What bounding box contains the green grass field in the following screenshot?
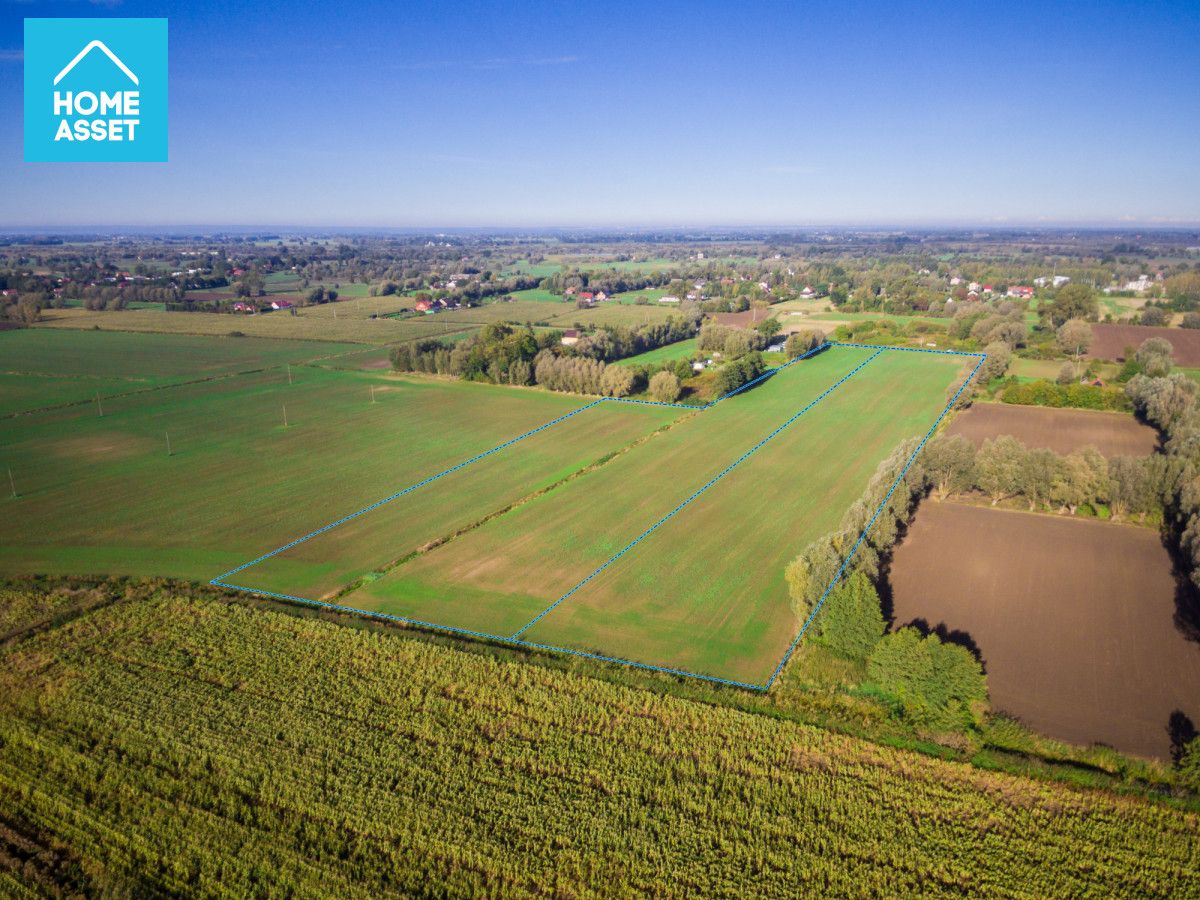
[431,300,567,325]
[611,288,669,304]
[0,366,611,584]
[4,580,1193,896]
[0,329,363,416]
[33,306,471,344]
[227,399,685,599]
[419,299,683,330]
[544,303,682,328]
[617,337,700,367]
[2,328,966,686]
[496,259,563,278]
[504,287,565,303]
[224,347,967,684]
[811,311,946,328]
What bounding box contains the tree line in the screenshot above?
[921,434,1170,521]
[1124,371,1200,591]
[390,323,643,397]
[785,439,989,731]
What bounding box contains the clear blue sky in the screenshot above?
[1,0,1198,227]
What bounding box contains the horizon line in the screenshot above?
[3,219,1200,234]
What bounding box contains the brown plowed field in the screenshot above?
[946,403,1157,457]
[889,500,1200,760]
[1089,324,1200,365]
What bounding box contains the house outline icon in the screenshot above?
[53,40,139,87]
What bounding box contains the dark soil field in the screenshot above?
[1090,323,1200,366]
[946,403,1158,457]
[889,500,1200,760]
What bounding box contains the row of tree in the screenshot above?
[1125,372,1200,590]
[786,441,989,731]
[389,323,551,385]
[922,434,1170,521]
[389,323,645,397]
[533,352,636,397]
[570,312,701,363]
[697,321,769,357]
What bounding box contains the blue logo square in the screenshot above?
[24,18,168,163]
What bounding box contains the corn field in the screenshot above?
[0,582,1197,897]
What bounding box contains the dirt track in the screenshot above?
[1090,324,1200,366]
[946,403,1157,457]
[889,500,1200,760]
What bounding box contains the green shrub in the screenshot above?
[1001,379,1130,411]
[866,628,988,731]
[814,572,885,661]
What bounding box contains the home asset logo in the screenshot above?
[24,18,168,162]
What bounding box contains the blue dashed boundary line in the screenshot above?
[211,341,829,584]
[763,347,986,688]
[511,348,885,638]
[213,340,984,691]
[209,581,767,690]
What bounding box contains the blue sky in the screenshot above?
[1,0,1198,227]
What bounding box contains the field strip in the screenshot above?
[2,364,287,420]
[212,398,610,584]
[510,348,886,638]
[763,346,985,687]
[214,342,986,690]
[211,341,833,588]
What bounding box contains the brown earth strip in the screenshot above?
[946,403,1158,457]
[1090,323,1200,366]
[889,499,1200,760]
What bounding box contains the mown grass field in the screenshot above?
[227,399,685,599]
[496,259,563,278]
[2,580,1194,896]
[550,303,683,328]
[522,350,966,683]
[503,287,565,303]
[611,287,669,303]
[0,365,605,583]
[32,307,469,344]
[293,294,422,318]
[316,348,969,684]
[0,329,362,416]
[617,337,700,367]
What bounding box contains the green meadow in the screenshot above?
[0,329,362,416]
[34,306,470,344]
[0,352,604,584]
[2,326,965,686]
[339,348,967,683]
[617,337,700,367]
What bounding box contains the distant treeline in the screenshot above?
[391,314,703,397]
[390,323,639,396]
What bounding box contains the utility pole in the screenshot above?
[287,363,293,385]
[282,404,289,428]
[370,385,376,404]
[7,468,15,499]
[165,431,172,456]
[95,393,104,417]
